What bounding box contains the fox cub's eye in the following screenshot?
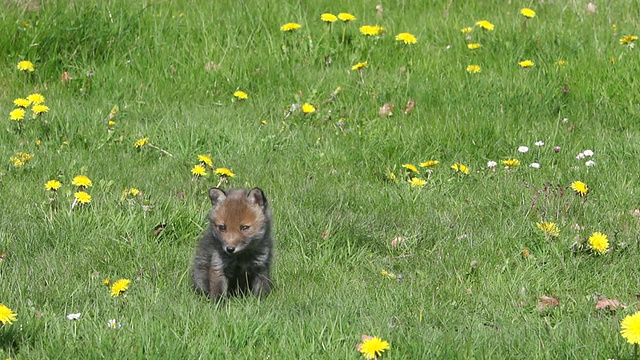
[240,225,250,231]
[217,225,226,232]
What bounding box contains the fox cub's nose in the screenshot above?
[225,246,236,254]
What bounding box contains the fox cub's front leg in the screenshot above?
[251,272,272,298]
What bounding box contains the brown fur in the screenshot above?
[191,188,273,300]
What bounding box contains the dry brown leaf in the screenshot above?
[379,103,394,117]
[376,4,383,16]
[320,229,329,239]
[153,223,167,237]
[356,334,374,352]
[596,298,626,311]
[537,295,559,311]
[61,71,72,83]
[404,100,415,114]
[391,236,405,248]
[586,2,596,13]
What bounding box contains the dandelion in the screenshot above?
[555,60,567,66]
[26,93,45,105]
[338,13,356,22]
[111,278,131,297]
[302,103,316,114]
[72,175,93,188]
[502,159,521,167]
[520,8,536,18]
[419,160,439,168]
[619,35,638,46]
[66,313,81,320]
[467,43,481,50]
[588,232,609,254]
[620,311,640,344]
[32,104,50,115]
[128,188,140,197]
[351,61,368,70]
[134,137,148,148]
[518,146,529,153]
[45,179,62,191]
[487,161,497,168]
[0,303,18,325]
[409,177,427,188]
[476,20,494,31]
[466,65,481,73]
[74,191,91,204]
[519,60,535,68]
[570,181,589,196]
[321,13,338,23]
[395,32,417,44]
[215,168,235,178]
[451,162,470,174]
[198,154,213,168]
[107,319,121,329]
[233,90,248,100]
[359,25,384,36]
[103,279,111,286]
[461,27,473,34]
[10,108,26,121]
[536,222,560,238]
[280,22,302,32]
[17,60,35,72]
[401,164,418,173]
[357,335,390,360]
[13,98,30,108]
[10,152,33,167]
[191,164,207,177]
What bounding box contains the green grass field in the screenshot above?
[1,0,640,358]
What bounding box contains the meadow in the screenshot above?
[1,0,640,358]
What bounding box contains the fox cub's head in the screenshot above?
[208,188,269,255]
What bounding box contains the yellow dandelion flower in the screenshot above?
[420,160,439,168]
[280,22,302,32]
[191,164,207,177]
[358,336,390,360]
[26,93,45,105]
[233,90,248,100]
[110,278,131,297]
[476,20,494,31]
[388,172,396,180]
[134,137,148,148]
[621,311,640,344]
[536,222,560,238]
[451,162,470,174]
[518,60,535,68]
[501,159,520,167]
[555,60,567,66]
[467,43,481,50]
[619,35,638,45]
[17,60,35,72]
[395,32,417,44]
[409,177,427,188]
[45,179,62,191]
[520,8,536,18]
[359,25,384,36]
[351,61,368,70]
[215,167,235,177]
[13,98,30,108]
[302,103,316,114]
[0,303,18,325]
[74,191,91,204]
[466,65,481,73]
[401,163,418,173]
[321,13,338,23]
[198,154,213,167]
[570,181,588,196]
[72,175,93,188]
[108,120,116,127]
[338,13,356,22]
[10,152,33,167]
[461,27,473,34]
[103,278,111,286]
[129,188,140,196]
[10,108,26,121]
[32,104,50,115]
[588,232,609,254]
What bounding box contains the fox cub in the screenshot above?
[191,187,274,299]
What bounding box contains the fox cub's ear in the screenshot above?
[209,188,227,206]
[247,188,267,208]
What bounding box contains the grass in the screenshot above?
[1,0,640,358]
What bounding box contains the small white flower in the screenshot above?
[529,163,541,169]
[585,160,596,167]
[518,146,529,153]
[66,313,81,320]
[107,319,121,329]
[487,161,497,168]
[583,149,594,157]
[576,152,585,160]
[561,117,569,123]
[534,141,544,147]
